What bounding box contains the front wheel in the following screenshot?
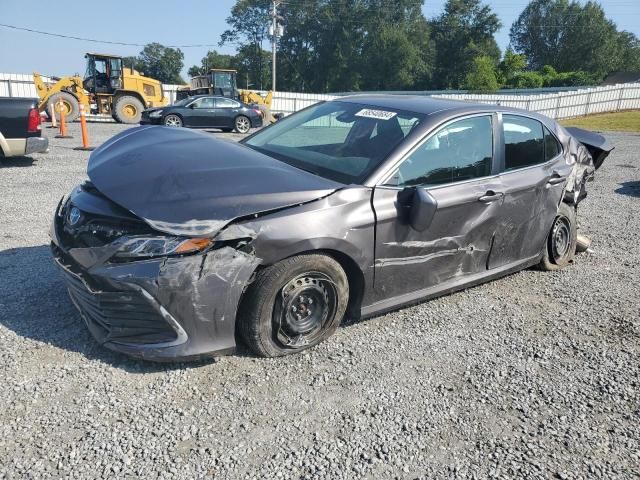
[238,254,349,357]
[234,115,251,134]
[538,202,577,271]
[163,114,183,127]
[113,95,144,124]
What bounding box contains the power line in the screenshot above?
[0,23,225,48]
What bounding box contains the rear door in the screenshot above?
[213,98,242,128]
[372,114,505,300]
[488,114,571,268]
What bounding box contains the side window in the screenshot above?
[190,97,214,109]
[544,126,562,161]
[394,116,493,187]
[216,98,240,109]
[503,115,544,170]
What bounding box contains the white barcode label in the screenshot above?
[355,109,397,120]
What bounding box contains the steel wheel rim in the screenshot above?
[56,100,72,115]
[273,272,338,348]
[123,104,137,118]
[165,115,181,127]
[236,117,250,133]
[550,216,571,263]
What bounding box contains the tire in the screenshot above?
[47,92,80,123]
[234,115,251,134]
[238,254,349,357]
[538,202,578,271]
[163,114,183,127]
[113,95,144,124]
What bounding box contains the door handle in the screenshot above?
[478,191,504,203]
[547,171,568,185]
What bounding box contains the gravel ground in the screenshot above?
[0,123,638,479]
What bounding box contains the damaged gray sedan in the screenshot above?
[50,96,613,361]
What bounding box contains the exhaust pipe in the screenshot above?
[576,233,592,253]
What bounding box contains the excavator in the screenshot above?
[33,53,168,124]
[176,69,278,123]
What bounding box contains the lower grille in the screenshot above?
[57,259,178,346]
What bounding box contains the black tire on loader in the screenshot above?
[113,95,144,124]
[47,92,80,123]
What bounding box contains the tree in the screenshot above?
[360,1,435,91]
[188,50,236,78]
[497,49,527,86]
[510,0,640,81]
[125,43,185,85]
[223,0,436,93]
[463,56,498,90]
[221,0,271,89]
[431,0,502,89]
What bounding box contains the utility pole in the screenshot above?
[270,0,283,92]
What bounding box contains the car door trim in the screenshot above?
[375,112,500,188]
[361,253,541,318]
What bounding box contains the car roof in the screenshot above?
[337,94,504,117]
[187,94,240,100]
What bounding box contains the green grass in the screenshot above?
[560,110,640,132]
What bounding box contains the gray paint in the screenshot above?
[51,96,613,360]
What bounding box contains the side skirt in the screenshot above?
[359,254,541,319]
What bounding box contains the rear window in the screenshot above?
[544,126,562,160]
[503,115,544,170]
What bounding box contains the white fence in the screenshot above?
[2,72,638,120]
[271,83,640,120]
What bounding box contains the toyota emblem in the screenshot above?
[68,207,81,226]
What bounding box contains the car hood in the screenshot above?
[87,126,343,236]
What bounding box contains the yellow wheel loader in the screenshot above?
[33,53,168,124]
[176,69,278,124]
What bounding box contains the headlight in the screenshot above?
[113,236,212,259]
[149,110,163,118]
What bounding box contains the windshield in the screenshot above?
[244,101,424,184]
[173,97,193,107]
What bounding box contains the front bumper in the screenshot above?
[140,115,162,125]
[25,136,49,155]
[50,212,260,361]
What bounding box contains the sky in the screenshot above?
[1,0,639,79]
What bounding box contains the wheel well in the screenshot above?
[114,91,145,106]
[240,249,366,321]
[321,249,366,320]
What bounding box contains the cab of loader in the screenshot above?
[83,53,124,94]
[177,69,239,100]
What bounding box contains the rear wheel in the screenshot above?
[47,92,80,122]
[163,114,183,127]
[238,254,349,357]
[113,95,144,124]
[538,202,577,271]
[234,115,251,134]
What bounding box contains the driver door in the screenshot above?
[187,97,216,127]
[372,114,504,301]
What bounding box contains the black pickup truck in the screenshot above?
[0,97,48,158]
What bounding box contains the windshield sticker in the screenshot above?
[355,109,397,121]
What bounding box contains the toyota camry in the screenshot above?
[50,95,612,361]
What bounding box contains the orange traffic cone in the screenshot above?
[55,98,73,139]
[74,104,95,151]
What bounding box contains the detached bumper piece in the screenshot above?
[54,249,185,348]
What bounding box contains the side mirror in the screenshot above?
[398,187,438,232]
